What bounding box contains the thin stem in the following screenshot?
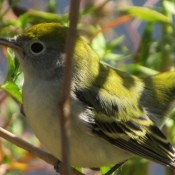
[59,0,81,175]
[0,127,84,175]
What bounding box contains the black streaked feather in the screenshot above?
[75,88,118,116]
[125,121,143,131]
[149,125,167,140]
[74,87,175,168]
[95,121,126,134]
[93,121,175,168]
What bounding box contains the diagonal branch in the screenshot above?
[0,126,84,175]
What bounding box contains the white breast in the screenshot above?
[22,78,133,167]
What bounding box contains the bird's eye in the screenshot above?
[29,41,46,55]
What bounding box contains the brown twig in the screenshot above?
[0,92,8,104]
[0,127,58,164]
[0,127,84,175]
[59,0,81,175]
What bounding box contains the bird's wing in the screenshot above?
[75,87,175,168]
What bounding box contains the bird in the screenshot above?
[0,22,175,171]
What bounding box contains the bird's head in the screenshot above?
[0,23,69,80]
[0,22,100,86]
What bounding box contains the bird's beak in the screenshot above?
[0,37,20,50]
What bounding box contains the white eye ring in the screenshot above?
[29,40,46,56]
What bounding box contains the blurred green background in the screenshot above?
[0,0,175,175]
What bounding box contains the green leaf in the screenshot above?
[0,81,22,103]
[91,32,106,59]
[135,23,153,65]
[19,10,68,27]
[106,35,124,51]
[5,49,21,82]
[163,1,175,14]
[6,49,16,80]
[105,53,129,61]
[100,165,115,175]
[126,64,159,75]
[121,6,171,23]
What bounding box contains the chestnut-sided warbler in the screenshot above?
[0,23,175,169]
